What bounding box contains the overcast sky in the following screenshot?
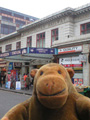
[0,0,90,19]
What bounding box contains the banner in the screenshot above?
[16,81,21,90]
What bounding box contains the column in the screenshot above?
[82,44,89,85]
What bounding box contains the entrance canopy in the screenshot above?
[0,47,56,65]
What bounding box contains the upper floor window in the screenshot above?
[36,32,45,48]
[0,47,2,53]
[51,28,58,45]
[15,20,25,27]
[1,10,12,16]
[81,23,90,35]
[6,44,12,52]
[1,24,16,35]
[16,41,21,50]
[14,13,24,19]
[27,36,32,47]
[2,16,13,23]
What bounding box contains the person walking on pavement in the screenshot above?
[24,73,27,81]
[25,74,31,90]
[10,75,15,89]
[0,71,2,87]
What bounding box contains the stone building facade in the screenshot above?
[0,4,90,85]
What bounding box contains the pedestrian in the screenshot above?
[10,75,15,89]
[0,71,2,87]
[24,73,27,81]
[25,74,31,90]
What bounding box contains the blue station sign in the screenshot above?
[0,48,27,58]
[29,48,55,54]
[0,47,55,58]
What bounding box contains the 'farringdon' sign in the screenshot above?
[58,46,82,54]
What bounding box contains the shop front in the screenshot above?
[0,47,55,89]
[58,45,84,86]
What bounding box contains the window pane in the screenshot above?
[37,35,39,40]
[81,31,85,34]
[56,36,58,40]
[87,23,90,30]
[86,29,90,34]
[16,42,21,49]
[43,33,45,38]
[36,32,45,48]
[52,30,55,35]
[52,37,55,43]
[81,25,85,30]
[30,37,32,41]
[40,34,42,39]
[37,40,39,48]
[43,39,45,48]
[30,39,32,47]
[56,29,58,35]
[27,37,32,47]
[6,45,12,51]
[27,39,30,43]
[4,27,8,34]
[40,39,42,47]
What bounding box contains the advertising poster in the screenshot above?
[59,56,82,68]
[7,70,17,82]
[74,78,78,85]
[78,79,83,86]
[74,78,83,86]
[11,70,16,81]
[7,74,11,81]
[16,81,21,90]
[8,81,11,89]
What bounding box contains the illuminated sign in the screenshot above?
[58,46,82,54]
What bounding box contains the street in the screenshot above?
[0,90,31,119]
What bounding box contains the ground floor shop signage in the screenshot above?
[10,48,27,56]
[0,48,27,58]
[58,46,82,54]
[59,56,83,86]
[14,62,22,67]
[0,52,9,58]
[0,48,55,58]
[59,56,82,67]
[29,48,55,54]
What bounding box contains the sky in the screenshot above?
[0,0,90,19]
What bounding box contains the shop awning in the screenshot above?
[0,58,9,68]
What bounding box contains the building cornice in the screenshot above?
[74,3,90,15]
[0,32,20,42]
[18,4,90,33]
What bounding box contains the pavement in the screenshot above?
[0,84,33,95]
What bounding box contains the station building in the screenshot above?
[0,4,90,86]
